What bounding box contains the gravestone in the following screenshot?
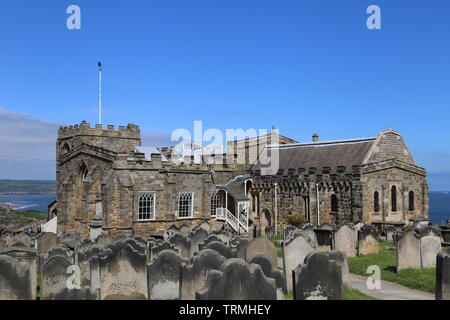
[200,241,235,259]
[232,238,250,260]
[418,226,442,268]
[53,287,99,300]
[199,221,211,233]
[248,253,287,299]
[396,227,421,271]
[315,223,334,250]
[283,225,297,241]
[189,227,209,256]
[195,259,276,300]
[202,235,223,246]
[436,253,450,300]
[169,233,191,259]
[212,230,232,246]
[151,241,179,261]
[37,233,59,255]
[293,251,343,300]
[333,224,357,258]
[245,238,278,269]
[98,241,148,300]
[163,225,179,241]
[78,242,101,289]
[0,255,33,300]
[328,251,349,284]
[358,224,379,256]
[0,247,38,300]
[40,245,75,300]
[8,234,31,248]
[148,249,188,300]
[302,224,319,248]
[180,249,226,300]
[283,229,316,292]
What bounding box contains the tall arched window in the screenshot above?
[211,191,224,216]
[374,191,380,213]
[409,191,415,211]
[391,186,397,212]
[331,195,338,213]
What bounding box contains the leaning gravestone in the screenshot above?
[333,224,357,258]
[293,251,343,300]
[245,238,278,269]
[283,229,316,292]
[0,255,33,300]
[358,224,379,256]
[169,233,191,259]
[396,227,421,271]
[148,249,188,300]
[418,226,442,268]
[40,245,75,300]
[436,253,450,300]
[180,249,226,300]
[98,241,148,300]
[195,259,276,300]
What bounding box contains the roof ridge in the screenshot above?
[267,137,377,149]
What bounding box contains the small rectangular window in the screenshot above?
[138,192,156,221]
[178,192,194,218]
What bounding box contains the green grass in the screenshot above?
[284,287,375,300]
[343,285,377,300]
[0,209,48,225]
[348,242,435,294]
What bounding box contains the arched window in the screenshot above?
[391,186,397,212]
[331,195,338,213]
[211,192,224,216]
[409,191,415,211]
[61,143,70,155]
[374,191,380,213]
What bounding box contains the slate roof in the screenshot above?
[253,137,377,173]
[134,146,169,162]
[217,175,251,202]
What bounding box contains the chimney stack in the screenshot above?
[312,134,319,143]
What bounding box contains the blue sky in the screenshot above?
[0,0,449,189]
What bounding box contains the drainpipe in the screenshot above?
[316,183,320,227]
[274,181,278,235]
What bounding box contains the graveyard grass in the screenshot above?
[284,286,376,300]
[348,242,435,294]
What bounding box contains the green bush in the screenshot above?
[287,214,304,228]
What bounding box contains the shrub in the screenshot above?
[287,214,304,228]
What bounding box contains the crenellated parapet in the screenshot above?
[58,121,140,140]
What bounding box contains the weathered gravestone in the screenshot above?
[195,259,277,300]
[396,227,421,271]
[169,233,191,259]
[0,255,33,300]
[53,287,99,300]
[202,235,223,246]
[151,241,179,261]
[333,224,357,258]
[283,225,297,241]
[77,241,101,289]
[189,227,209,256]
[315,223,334,251]
[302,224,319,248]
[180,249,226,300]
[98,241,148,300]
[148,249,188,300]
[212,230,232,246]
[328,251,349,285]
[283,229,316,292]
[198,221,211,233]
[436,253,450,300]
[245,238,278,270]
[8,233,32,248]
[37,233,59,255]
[358,224,379,256]
[40,244,75,300]
[248,253,287,299]
[0,247,38,300]
[293,251,343,300]
[231,237,250,260]
[163,225,179,241]
[200,241,236,259]
[418,226,442,268]
[0,238,6,249]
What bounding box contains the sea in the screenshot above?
[0,192,449,225]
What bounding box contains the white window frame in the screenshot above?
[210,192,223,217]
[137,191,156,221]
[178,192,194,219]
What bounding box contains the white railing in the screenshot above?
[215,208,248,233]
[238,212,248,232]
[225,209,240,232]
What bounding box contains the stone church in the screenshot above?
[51,121,428,238]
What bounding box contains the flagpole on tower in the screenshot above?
[98,61,103,125]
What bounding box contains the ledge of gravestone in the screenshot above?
[53,287,99,300]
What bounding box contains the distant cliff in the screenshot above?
[0,180,56,195]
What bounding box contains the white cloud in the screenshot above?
[0,108,176,180]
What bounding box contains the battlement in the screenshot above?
[58,121,141,140]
